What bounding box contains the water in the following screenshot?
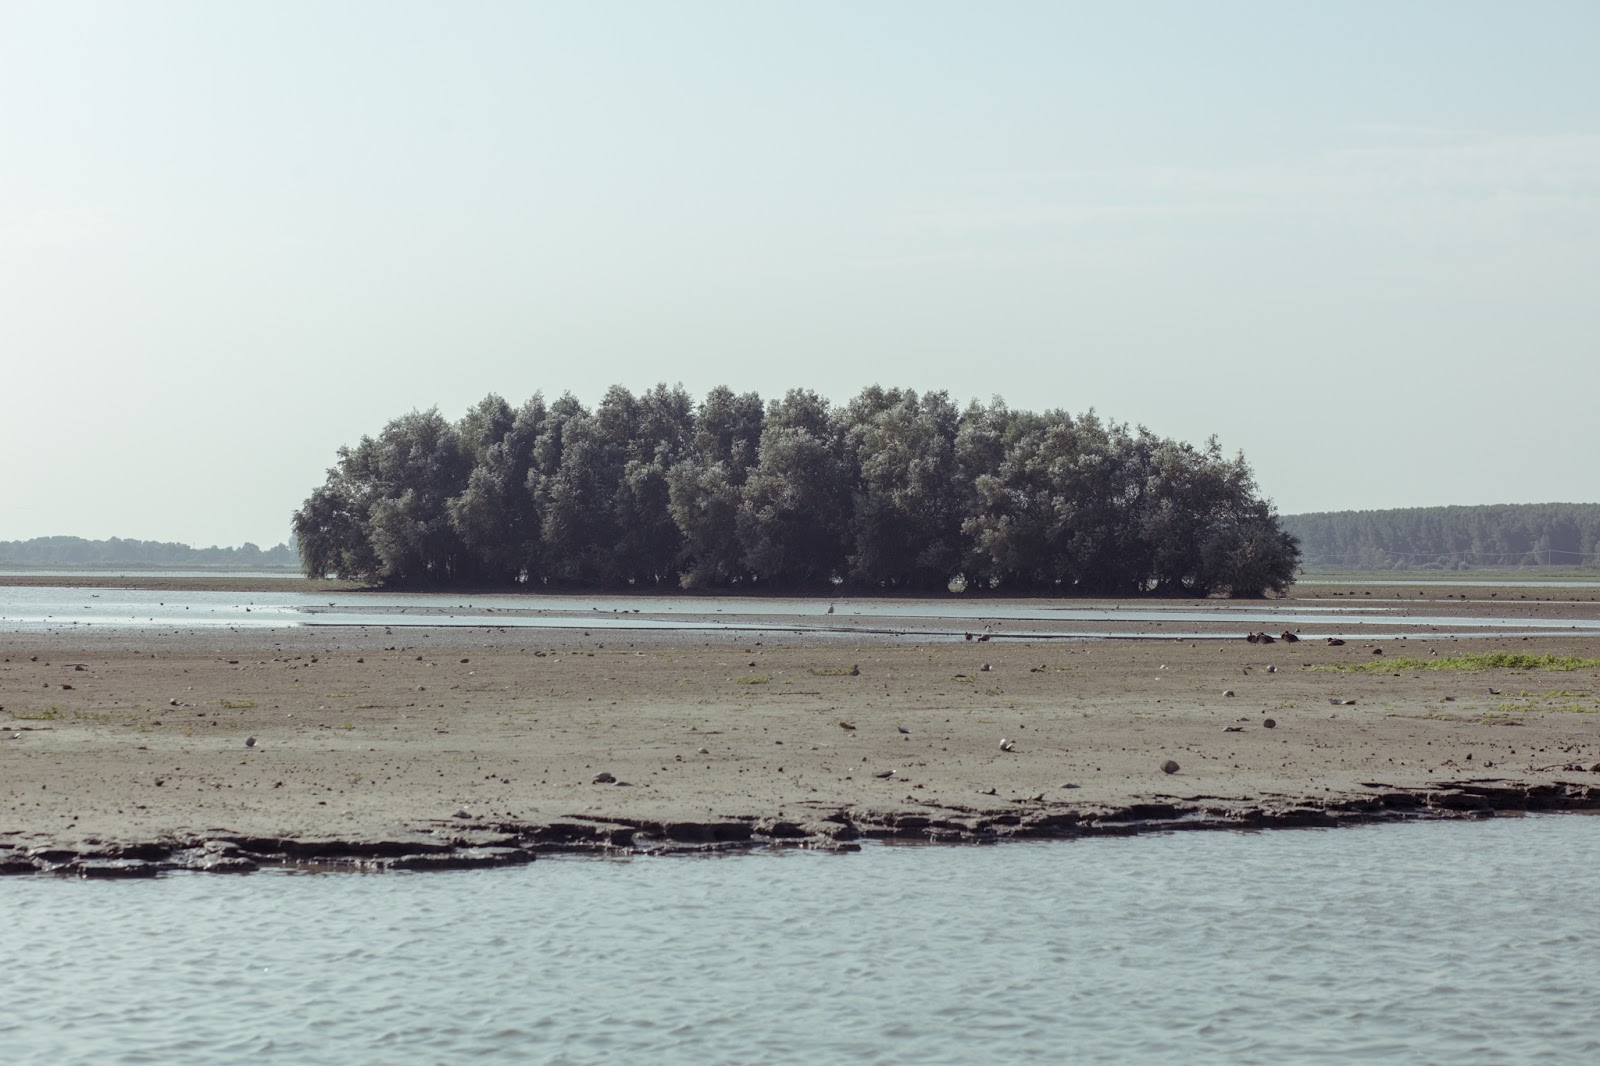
[3,816,1597,1064]
[3,584,1596,641]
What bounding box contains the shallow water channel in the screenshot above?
[2,582,1597,642]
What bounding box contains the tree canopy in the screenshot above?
[293,385,1299,596]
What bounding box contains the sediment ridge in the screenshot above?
[5,594,1598,877]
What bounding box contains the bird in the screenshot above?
[826,602,835,615]
[1280,631,1300,643]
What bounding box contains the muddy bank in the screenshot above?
[5,782,1599,877]
[5,624,1599,875]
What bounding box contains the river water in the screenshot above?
[3,816,1597,1065]
[4,584,1598,642]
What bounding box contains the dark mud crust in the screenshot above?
[5,779,1596,878]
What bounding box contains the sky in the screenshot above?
[2,0,1596,548]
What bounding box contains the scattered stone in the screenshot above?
[168,698,179,706]
[849,664,860,676]
[1263,719,1277,729]
[1266,665,1277,674]
[999,739,1015,752]
[873,769,895,779]
[697,747,710,754]
[1224,726,1243,733]
[244,737,256,748]
[897,726,910,734]
[978,786,996,795]
[1223,689,1236,697]
[1060,783,1080,789]
[592,771,616,784]
[839,721,856,730]
[1371,647,1384,655]
[980,663,991,672]
[1328,698,1356,706]
[1161,759,1179,774]
[453,808,473,819]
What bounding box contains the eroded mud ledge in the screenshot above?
[6,780,1598,877]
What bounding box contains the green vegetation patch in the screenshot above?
[10,706,63,721]
[807,667,856,676]
[219,698,257,709]
[1311,652,1600,674]
[733,674,772,685]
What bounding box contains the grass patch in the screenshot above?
[1311,652,1600,674]
[807,667,856,676]
[219,698,257,709]
[733,675,772,685]
[10,706,63,720]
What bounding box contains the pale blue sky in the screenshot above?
[3,1,1596,547]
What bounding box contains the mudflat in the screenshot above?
[4,591,1599,874]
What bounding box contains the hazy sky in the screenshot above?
[3,1,1596,548]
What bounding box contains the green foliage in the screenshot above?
[295,383,1300,594]
[1313,652,1600,673]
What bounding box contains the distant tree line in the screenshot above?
[1282,503,1600,570]
[293,385,1300,596]
[0,536,298,568]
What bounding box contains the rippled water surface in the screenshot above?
[4,817,1598,1064]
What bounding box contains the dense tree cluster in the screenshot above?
[0,536,297,568]
[1283,504,1600,570]
[293,386,1300,596]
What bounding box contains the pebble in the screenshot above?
[1263,719,1277,729]
[244,737,256,748]
[1161,759,1179,774]
[697,747,710,754]
[592,771,616,784]
[999,739,1015,752]
[1222,689,1235,697]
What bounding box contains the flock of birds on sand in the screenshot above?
[1248,631,1347,646]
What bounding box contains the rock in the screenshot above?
[1371,647,1384,655]
[980,663,991,672]
[1266,665,1277,673]
[897,726,910,734]
[1223,689,1236,697]
[1161,759,1179,774]
[592,771,616,784]
[453,808,473,819]
[1263,719,1277,729]
[1060,783,1080,789]
[838,721,856,730]
[999,739,1015,752]
[873,769,895,779]
[697,746,710,754]
[244,736,256,748]
[849,664,860,676]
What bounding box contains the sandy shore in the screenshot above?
[4,592,1599,874]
